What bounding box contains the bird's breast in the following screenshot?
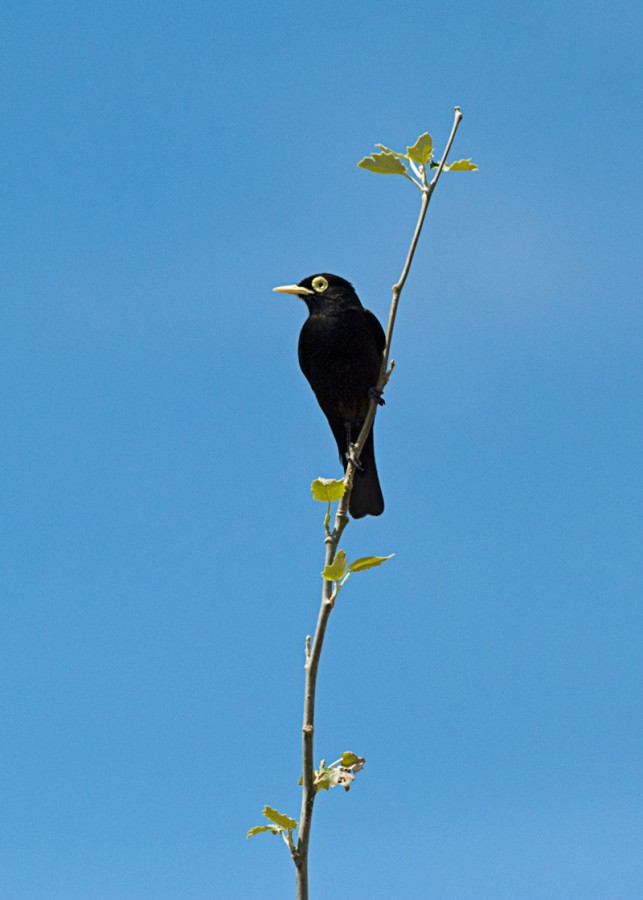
[298,311,381,423]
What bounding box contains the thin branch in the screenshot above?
[391,106,463,326]
[294,107,464,900]
[345,106,463,477]
[295,540,335,898]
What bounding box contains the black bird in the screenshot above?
[273,273,385,518]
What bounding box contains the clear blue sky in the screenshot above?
[2,1,642,897]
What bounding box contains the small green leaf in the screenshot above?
[446,158,478,171]
[341,751,360,767]
[406,132,433,164]
[311,477,346,502]
[348,554,394,573]
[263,806,298,831]
[247,824,281,838]
[315,767,336,791]
[357,151,408,176]
[433,158,478,171]
[322,549,348,582]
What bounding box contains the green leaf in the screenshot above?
[435,158,478,172]
[348,554,394,573]
[322,549,348,582]
[263,806,298,831]
[311,477,346,502]
[406,132,433,164]
[315,767,336,791]
[247,824,281,838]
[357,151,408,176]
[341,751,360,767]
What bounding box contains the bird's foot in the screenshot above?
[369,386,385,406]
[346,444,364,470]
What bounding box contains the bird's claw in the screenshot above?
[346,444,364,470]
[369,386,385,406]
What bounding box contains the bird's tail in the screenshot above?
[348,428,384,518]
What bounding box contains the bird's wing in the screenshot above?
[297,320,313,383]
[364,308,386,355]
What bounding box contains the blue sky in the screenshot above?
[2,1,642,897]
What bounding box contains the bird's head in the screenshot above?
[272,273,362,313]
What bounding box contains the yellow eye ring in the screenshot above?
[312,276,329,293]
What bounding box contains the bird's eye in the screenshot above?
[312,276,329,293]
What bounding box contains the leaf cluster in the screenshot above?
[247,806,298,842]
[247,751,365,841]
[311,752,366,793]
[357,131,477,189]
[321,550,394,585]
